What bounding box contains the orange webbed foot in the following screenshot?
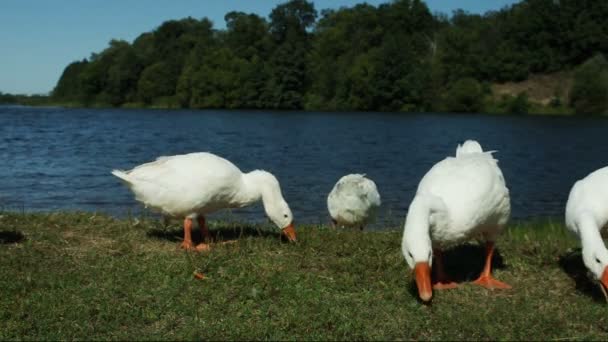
[180,241,195,250]
[473,275,511,289]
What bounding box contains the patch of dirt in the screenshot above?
[61,230,117,252]
[492,71,573,105]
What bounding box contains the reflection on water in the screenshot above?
[1,106,607,229]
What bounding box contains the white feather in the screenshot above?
[111,152,293,230]
[402,140,511,266]
[565,166,608,283]
[327,174,381,228]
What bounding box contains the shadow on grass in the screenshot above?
[442,243,507,282]
[0,230,25,244]
[406,243,508,302]
[558,249,606,303]
[146,224,286,244]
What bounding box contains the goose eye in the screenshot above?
[283,214,288,218]
[596,257,601,264]
[408,252,413,259]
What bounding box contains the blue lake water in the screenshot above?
[1,105,607,229]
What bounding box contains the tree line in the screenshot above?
[0,92,49,106]
[49,0,608,114]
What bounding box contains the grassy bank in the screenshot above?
[0,212,607,340]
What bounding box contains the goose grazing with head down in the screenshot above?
[112,152,296,251]
[565,167,608,296]
[327,174,381,230]
[402,140,512,302]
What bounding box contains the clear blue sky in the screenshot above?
[0,0,519,95]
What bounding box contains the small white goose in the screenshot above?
[327,174,381,229]
[112,152,296,251]
[401,140,511,302]
[565,166,608,295]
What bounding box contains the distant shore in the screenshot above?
[0,95,577,116]
[0,71,580,116]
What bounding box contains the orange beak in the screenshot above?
[415,262,432,302]
[601,267,608,295]
[281,223,297,242]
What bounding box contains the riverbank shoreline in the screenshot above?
[1,99,577,116]
[1,212,606,340]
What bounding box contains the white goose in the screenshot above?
[401,140,511,302]
[565,166,608,295]
[327,174,381,229]
[112,152,296,251]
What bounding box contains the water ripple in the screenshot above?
[1,106,608,229]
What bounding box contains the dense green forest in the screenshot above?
[39,0,608,114]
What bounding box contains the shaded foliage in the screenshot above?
[570,54,608,115]
[51,0,608,113]
[0,92,50,105]
[508,92,531,114]
[53,59,89,101]
[0,92,18,104]
[443,78,483,113]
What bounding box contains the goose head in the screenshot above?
[576,214,608,295]
[402,230,433,302]
[581,241,608,295]
[247,170,296,242]
[401,193,449,302]
[264,195,295,242]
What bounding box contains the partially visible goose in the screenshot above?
[401,140,511,302]
[112,152,296,251]
[327,174,381,229]
[565,166,608,295]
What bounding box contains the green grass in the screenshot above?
[1,212,607,340]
